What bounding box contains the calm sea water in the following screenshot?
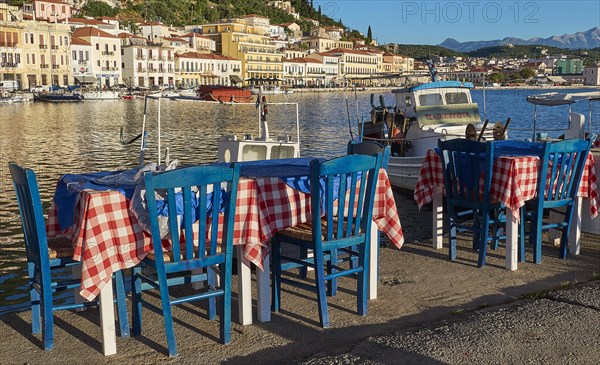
[1,88,598,314]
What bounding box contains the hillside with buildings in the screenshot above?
[1,0,599,92]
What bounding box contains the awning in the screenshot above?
[74,75,98,83]
[230,75,243,83]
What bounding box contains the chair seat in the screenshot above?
[47,237,75,259]
[277,217,358,242]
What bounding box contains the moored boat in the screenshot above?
[357,62,506,191]
[34,92,84,102]
[81,89,121,100]
[249,85,293,95]
[198,85,253,103]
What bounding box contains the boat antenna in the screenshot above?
[344,77,354,140]
[482,73,487,121]
[139,96,149,166]
[353,86,360,137]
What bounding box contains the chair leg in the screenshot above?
[131,267,142,336]
[271,237,281,313]
[531,209,544,264]
[327,248,337,297]
[448,218,457,261]
[477,212,491,268]
[473,211,480,251]
[559,206,575,259]
[313,246,329,328]
[299,247,308,279]
[207,267,217,321]
[41,282,54,351]
[113,270,130,337]
[221,254,233,345]
[156,275,177,357]
[28,262,41,335]
[357,241,369,317]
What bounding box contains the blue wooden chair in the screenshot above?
[131,164,240,357]
[8,162,129,351]
[521,139,592,263]
[271,153,382,328]
[347,140,391,169]
[438,139,505,267]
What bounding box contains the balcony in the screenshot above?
[0,62,18,68]
[52,65,59,69]
[136,68,147,73]
[102,51,115,56]
[0,42,18,48]
[51,45,59,50]
[39,44,48,49]
[136,55,146,60]
[78,59,87,64]
[40,64,49,68]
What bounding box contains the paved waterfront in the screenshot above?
[1,190,599,364]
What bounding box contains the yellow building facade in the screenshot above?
[0,3,25,88]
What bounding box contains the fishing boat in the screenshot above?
[198,85,253,103]
[0,90,31,104]
[34,92,84,102]
[249,85,293,95]
[358,62,507,191]
[81,89,121,100]
[217,96,300,162]
[33,86,84,102]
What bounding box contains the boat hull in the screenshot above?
[34,93,84,102]
[198,86,252,103]
[386,155,424,191]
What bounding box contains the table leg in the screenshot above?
[432,186,444,249]
[505,208,518,271]
[236,245,252,325]
[256,253,271,322]
[369,221,378,300]
[99,280,117,356]
[71,266,83,310]
[569,197,582,255]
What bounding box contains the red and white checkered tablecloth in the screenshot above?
[47,170,403,301]
[414,149,599,221]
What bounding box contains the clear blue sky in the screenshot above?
[320,0,600,45]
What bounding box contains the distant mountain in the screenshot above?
[439,27,600,52]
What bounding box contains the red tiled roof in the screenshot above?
[118,32,144,39]
[70,36,91,46]
[33,0,69,4]
[64,17,105,25]
[72,26,118,39]
[322,48,374,56]
[162,37,188,42]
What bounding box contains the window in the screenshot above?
[26,54,29,64]
[79,51,83,60]
[445,92,468,105]
[419,94,443,106]
[30,33,34,44]
[113,44,116,51]
[72,50,76,59]
[96,43,99,50]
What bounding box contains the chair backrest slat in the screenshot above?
[311,154,382,243]
[439,139,494,214]
[9,163,51,272]
[348,141,390,169]
[538,139,591,205]
[144,164,240,265]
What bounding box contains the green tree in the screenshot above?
[367,25,372,44]
[317,5,321,23]
[489,72,505,83]
[519,68,536,79]
[80,0,119,18]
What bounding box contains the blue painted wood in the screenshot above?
[271,153,382,328]
[438,139,506,267]
[131,164,240,357]
[8,162,130,350]
[523,139,592,264]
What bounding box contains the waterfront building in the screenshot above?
[382,53,414,74]
[0,3,24,88]
[181,33,215,53]
[174,52,242,88]
[72,26,121,87]
[306,52,340,86]
[300,36,353,53]
[267,1,300,20]
[321,48,378,86]
[119,32,175,88]
[555,58,584,75]
[197,15,283,85]
[281,47,307,60]
[583,65,600,86]
[20,18,72,89]
[279,22,301,41]
[282,57,306,87]
[70,36,95,86]
[25,0,72,23]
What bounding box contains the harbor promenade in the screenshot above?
[0,191,598,364]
